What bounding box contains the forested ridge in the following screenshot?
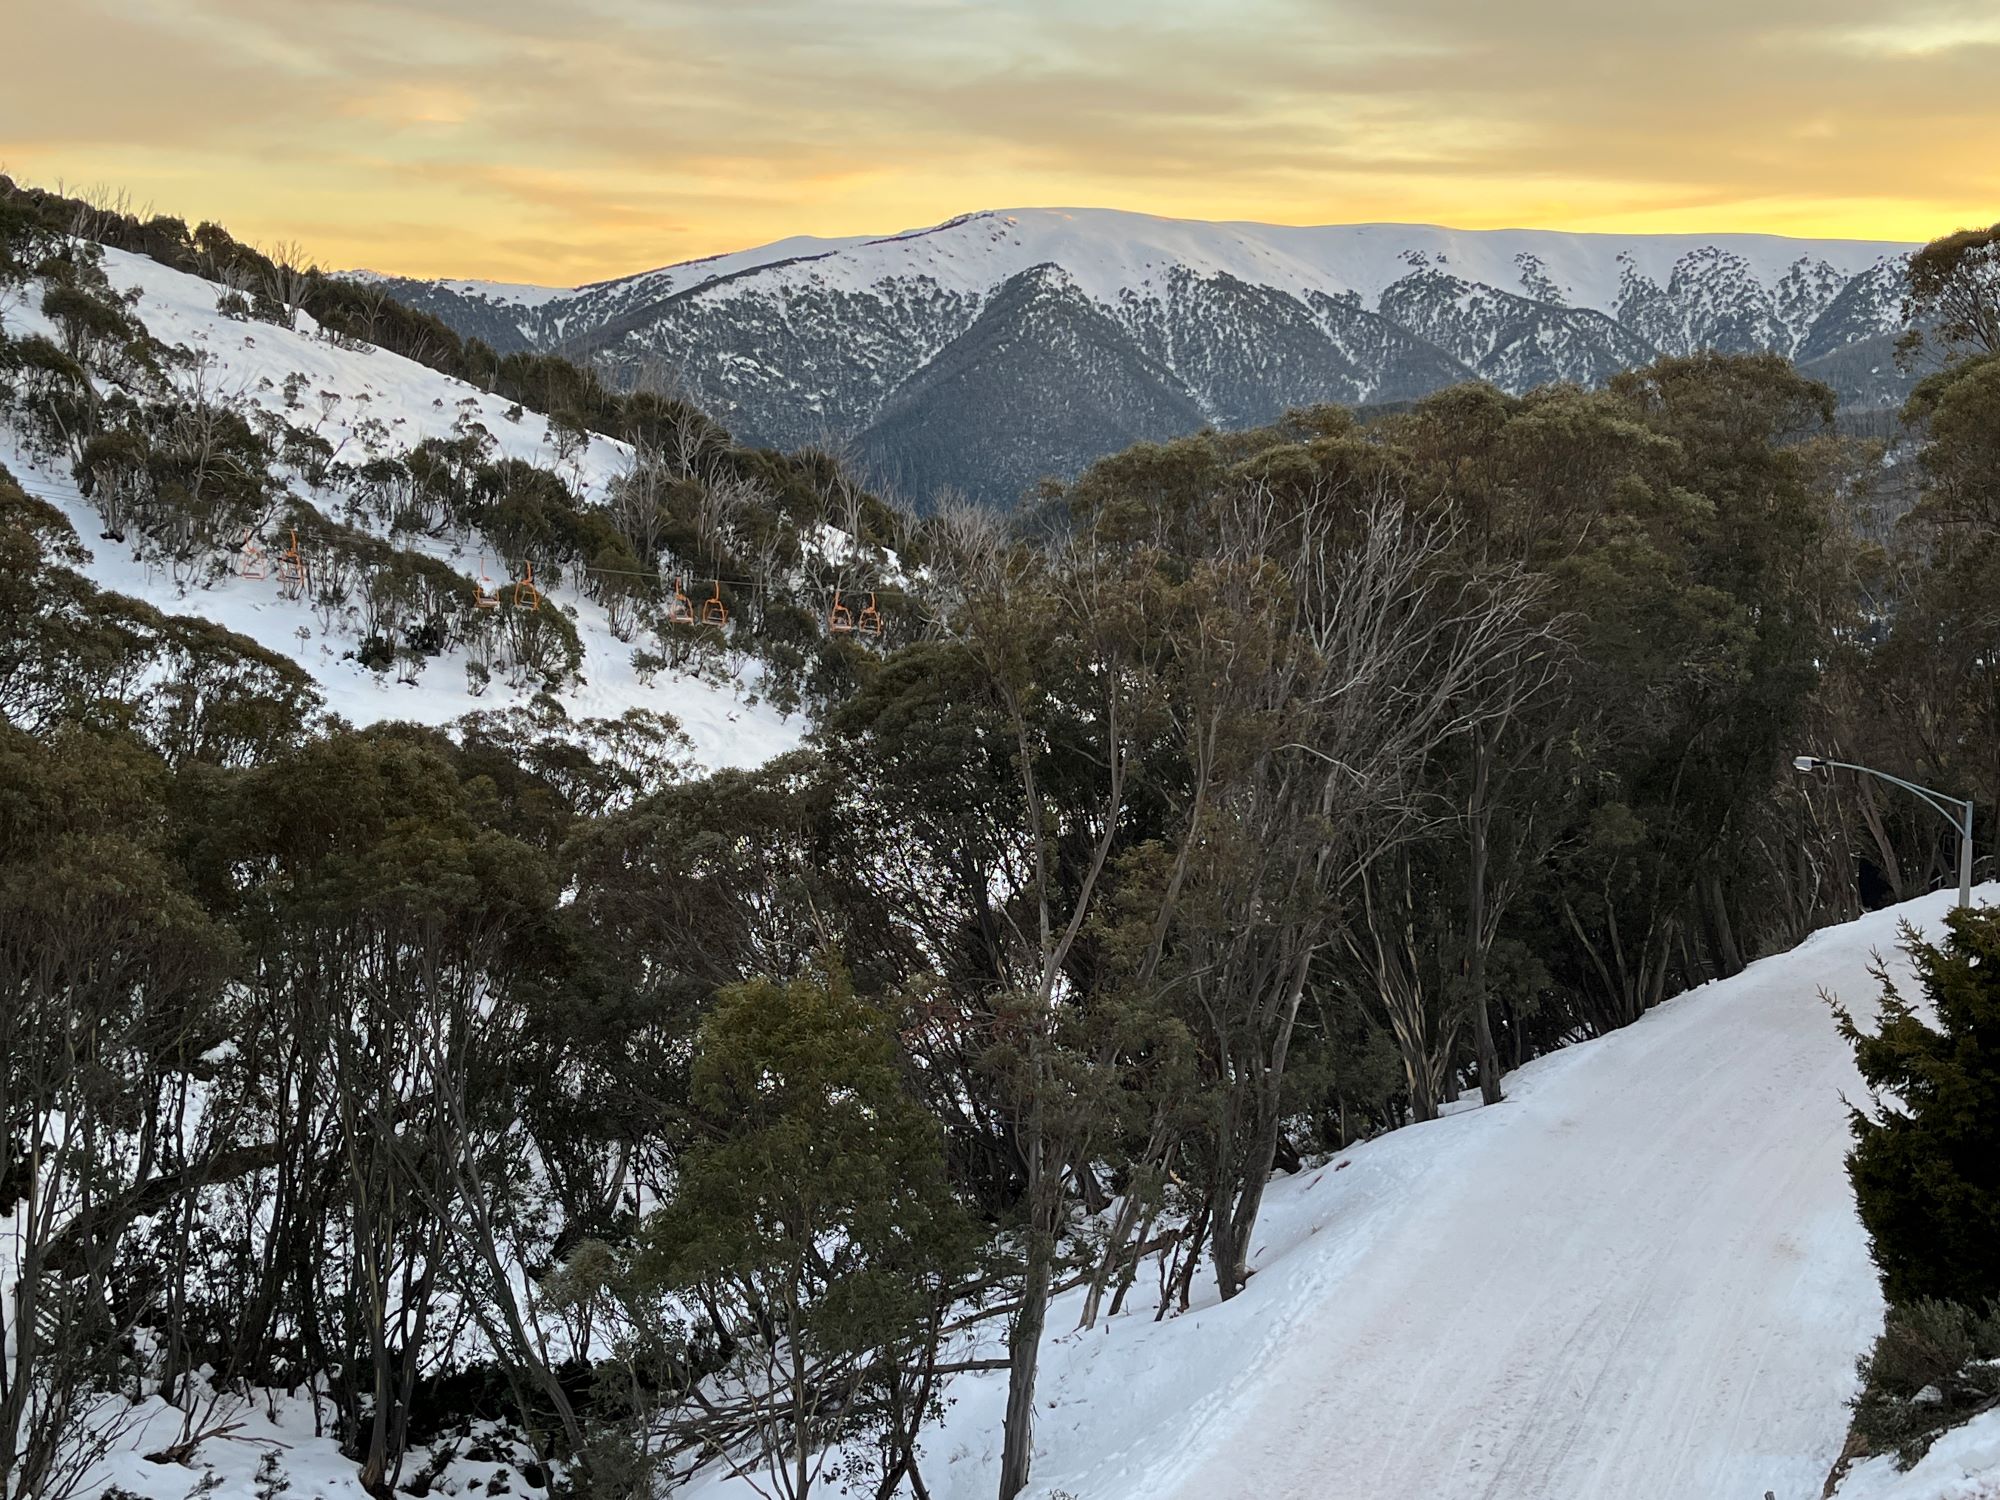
[3,190,1999,1500]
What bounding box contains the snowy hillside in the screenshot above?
[1838,1409,2000,1500]
[2,244,807,770]
[377,208,1918,504]
[357,230,878,355]
[66,887,1993,1500]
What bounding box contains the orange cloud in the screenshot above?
[1,0,1994,283]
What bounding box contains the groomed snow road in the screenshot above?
[950,891,1992,1500]
[1142,893,1979,1500]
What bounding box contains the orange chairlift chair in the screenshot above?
[856,590,884,639]
[827,587,855,634]
[700,578,729,627]
[237,528,266,581]
[513,559,541,611]
[667,574,696,625]
[474,554,499,609]
[275,529,308,596]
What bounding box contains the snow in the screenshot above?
[85,1381,527,1500]
[460,207,1914,332]
[566,231,881,301]
[37,885,1999,1500]
[1839,1409,2000,1500]
[364,230,883,345]
[3,247,807,773]
[347,266,578,312]
[377,209,1918,385]
[677,884,1970,1500]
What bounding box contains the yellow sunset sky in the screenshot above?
[4,0,1996,285]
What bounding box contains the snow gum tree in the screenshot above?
[0,726,235,1500]
[639,966,978,1500]
[1902,220,2000,359]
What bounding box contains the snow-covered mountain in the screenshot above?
[373,208,1918,505]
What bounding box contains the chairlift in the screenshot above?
[856,590,884,639]
[667,574,696,626]
[513,559,541,612]
[474,553,499,610]
[237,529,266,582]
[827,588,855,635]
[276,529,307,596]
[701,578,729,627]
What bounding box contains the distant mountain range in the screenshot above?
[363,209,1918,506]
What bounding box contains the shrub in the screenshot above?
[356,633,396,673]
[1848,1298,2000,1469]
[1836,908,2000,1308]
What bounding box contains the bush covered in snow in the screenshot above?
[1848,1299,2000,1469]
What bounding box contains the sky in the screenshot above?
[3,0,1996,285]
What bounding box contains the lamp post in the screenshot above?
[1793,755,1975,911]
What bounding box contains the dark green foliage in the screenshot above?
[639,965,978,1499]
[1906,353,2000,528]
[0,718,239,1497]
[649,968,971,1302]
[41,280,139,363]
[1,331,96,459]
[1837,909,2000,1309]
[1903,221,2000,358]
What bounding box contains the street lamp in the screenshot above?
[1793,755,1976,910]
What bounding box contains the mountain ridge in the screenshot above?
[366,208,1920,504]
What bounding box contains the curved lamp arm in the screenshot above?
[1793,755,1975,909]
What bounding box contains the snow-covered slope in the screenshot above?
[1838,1408,2000,1500]
[889,888,1970,1500]
[381,208,1919,504]
[363,230,880,354]
[68,888,1986,1500]
[3,246,805,771]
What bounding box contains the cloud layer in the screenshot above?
[4,0,1995,282]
